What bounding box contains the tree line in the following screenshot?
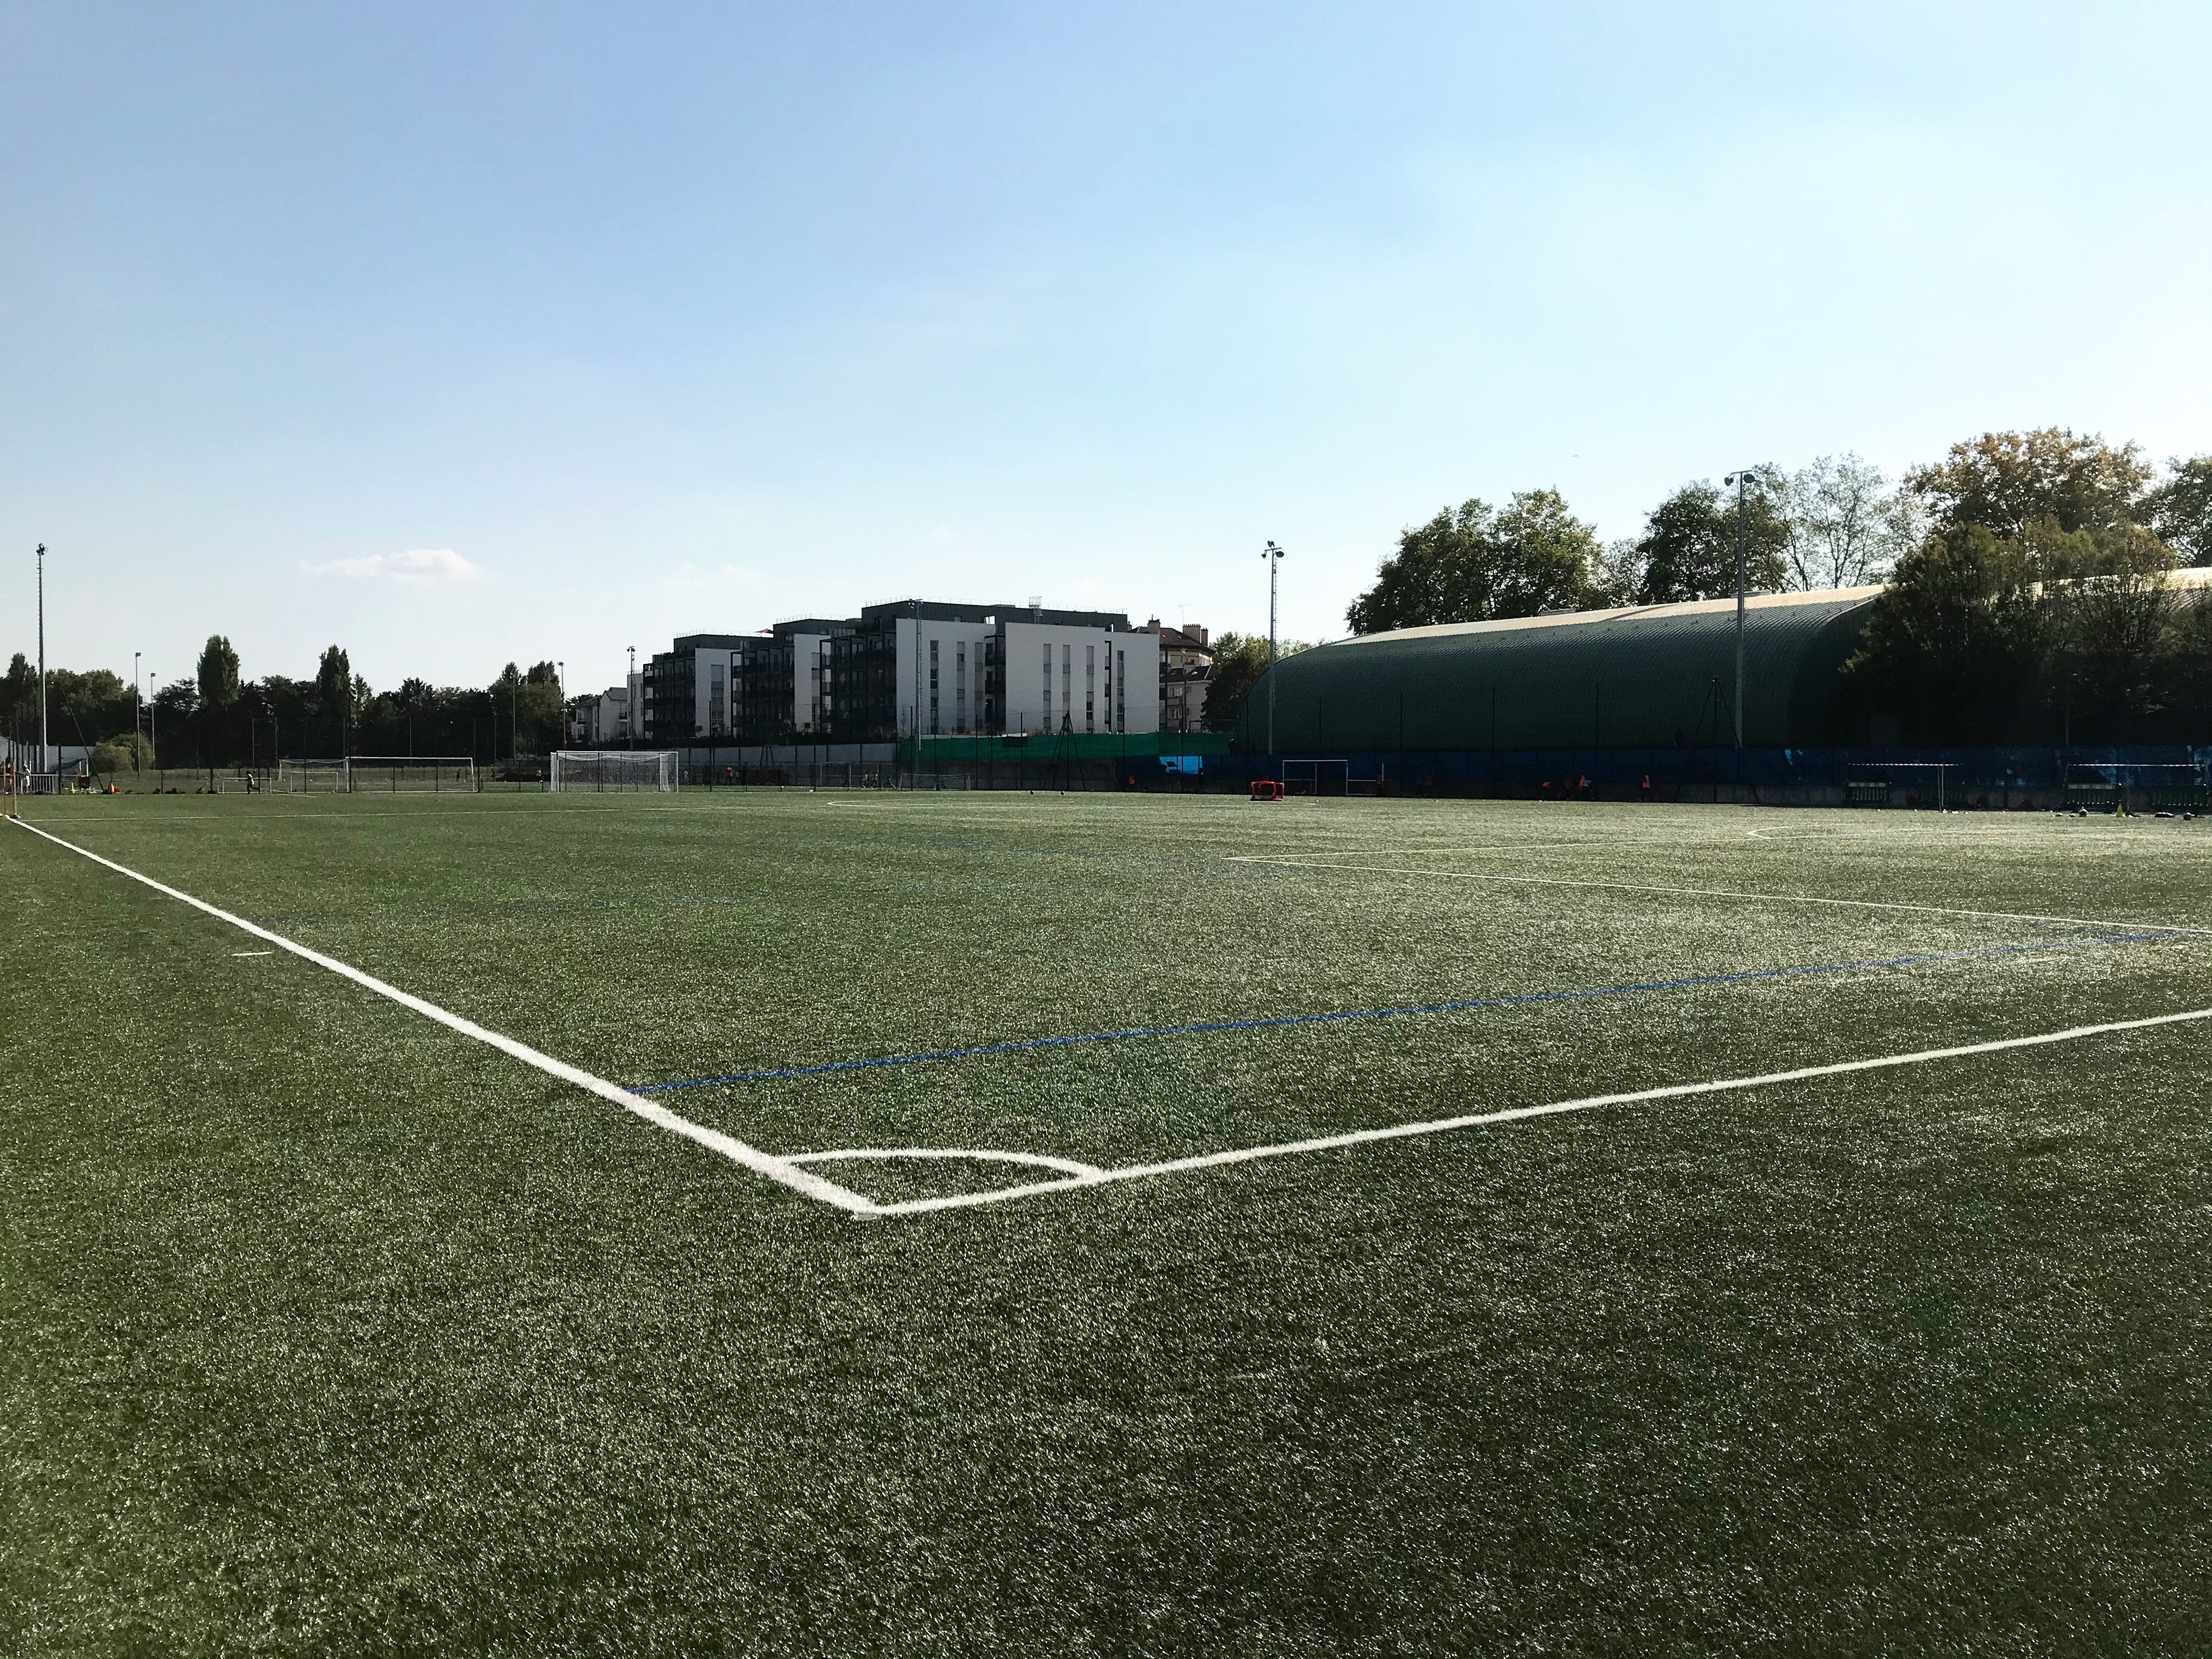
[0,637,571,774]
[1341,429,2212,746]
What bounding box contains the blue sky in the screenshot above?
[4,1,2208,695]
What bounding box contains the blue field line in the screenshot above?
[631,929,2187,1093]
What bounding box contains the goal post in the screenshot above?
[344,757,480,794]
[2066,761,2204,813]
[1846,761,1953,810]
[549,751,678,792]
[276,759,350,793]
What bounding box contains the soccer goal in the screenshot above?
[276,759,350,793]
[345,757,480,794]
[1847,761,1953,810]
[1282,759,1350,797]
[2066,762,2204,813]
[549,750,678,792]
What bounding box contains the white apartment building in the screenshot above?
[642,601,1163,743]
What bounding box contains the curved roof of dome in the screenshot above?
[1237,586,1885,752]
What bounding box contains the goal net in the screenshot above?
[345,757,480,794]
[277,759,350,793]
[549,751,678,792]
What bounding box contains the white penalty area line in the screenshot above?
[1218,857,2212,939]
[871,1002,2212,1217]
[5,817,878,1218]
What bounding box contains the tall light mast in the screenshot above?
[1261,541,1284,755]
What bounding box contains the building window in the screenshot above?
[1061,644,1072,731]
[1085,645,1096,732]
[929,638,939,735]
[1042,642,1053,728]
[709,662,726,733]
[955,641,967,732]
[1116,649,1126,732]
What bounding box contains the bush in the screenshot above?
[90,737,156,778]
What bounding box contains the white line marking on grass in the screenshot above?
[1223,858,2212,938]
[8,817,878,1218]
[231,950,274,957]
[867,1002,2212,1218]
[788,1147,1105,1178]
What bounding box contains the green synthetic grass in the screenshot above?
[4,788,2210,1654]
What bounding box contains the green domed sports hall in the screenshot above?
[1235,587,1886,754]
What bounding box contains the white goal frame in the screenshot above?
[343,757,480,794]
[549,750,679,792]
[277,759,351,793]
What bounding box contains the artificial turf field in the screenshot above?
[5,787,2211,1655]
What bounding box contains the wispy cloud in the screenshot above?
[305,548,484,583]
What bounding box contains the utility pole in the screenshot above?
[1722,473,1752,748]
[36,544,48,769]
[1262,541,1284,757]
[627,646,637,748]
[133,651,142,773]
[557,661,565,747]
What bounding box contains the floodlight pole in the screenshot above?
[627,646,636,748]
[1723,472,1751,749]
[133,651,142,773]
[1262,541,1284,757]
[36,544,48,768]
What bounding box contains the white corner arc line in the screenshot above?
[787,1147,1103,1178]
[870,1003,2212,1218]
[8,817,878,1217]
[1225,858,2212,938]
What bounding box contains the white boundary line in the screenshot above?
[24,812,2210,1225]
[869,1003,2212,1217]
[788,1147,1105,1177]
[1220,857,2212,938]
[7,817,879,1218]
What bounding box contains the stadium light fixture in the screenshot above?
[1262,541,1284,756]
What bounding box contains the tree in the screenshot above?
[1346,489,1603,634]
[2037,521,2179,735]
[1633,469,1789,604]
[2145,455,2212,566]
[315,645,354,753]
[1906,428,2149,537]
[3,652,41,724]
[1588,540,1645,608]
[1841,522,2049,742]
[196,635,240,708]
[1784,455,1921,590]
[1203,631,1311,733]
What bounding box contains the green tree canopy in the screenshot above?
[2145,455,2212,566]
[315,645,352,711]
[1,652,36,723]
[1783,454,1921,590]
[1346,489,1603,634]
[1906,428,2150,537]
[1633,470,1790,604]
[196,635,241,708]
[1840,522,2046,741]
[1203,631,1311,733]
